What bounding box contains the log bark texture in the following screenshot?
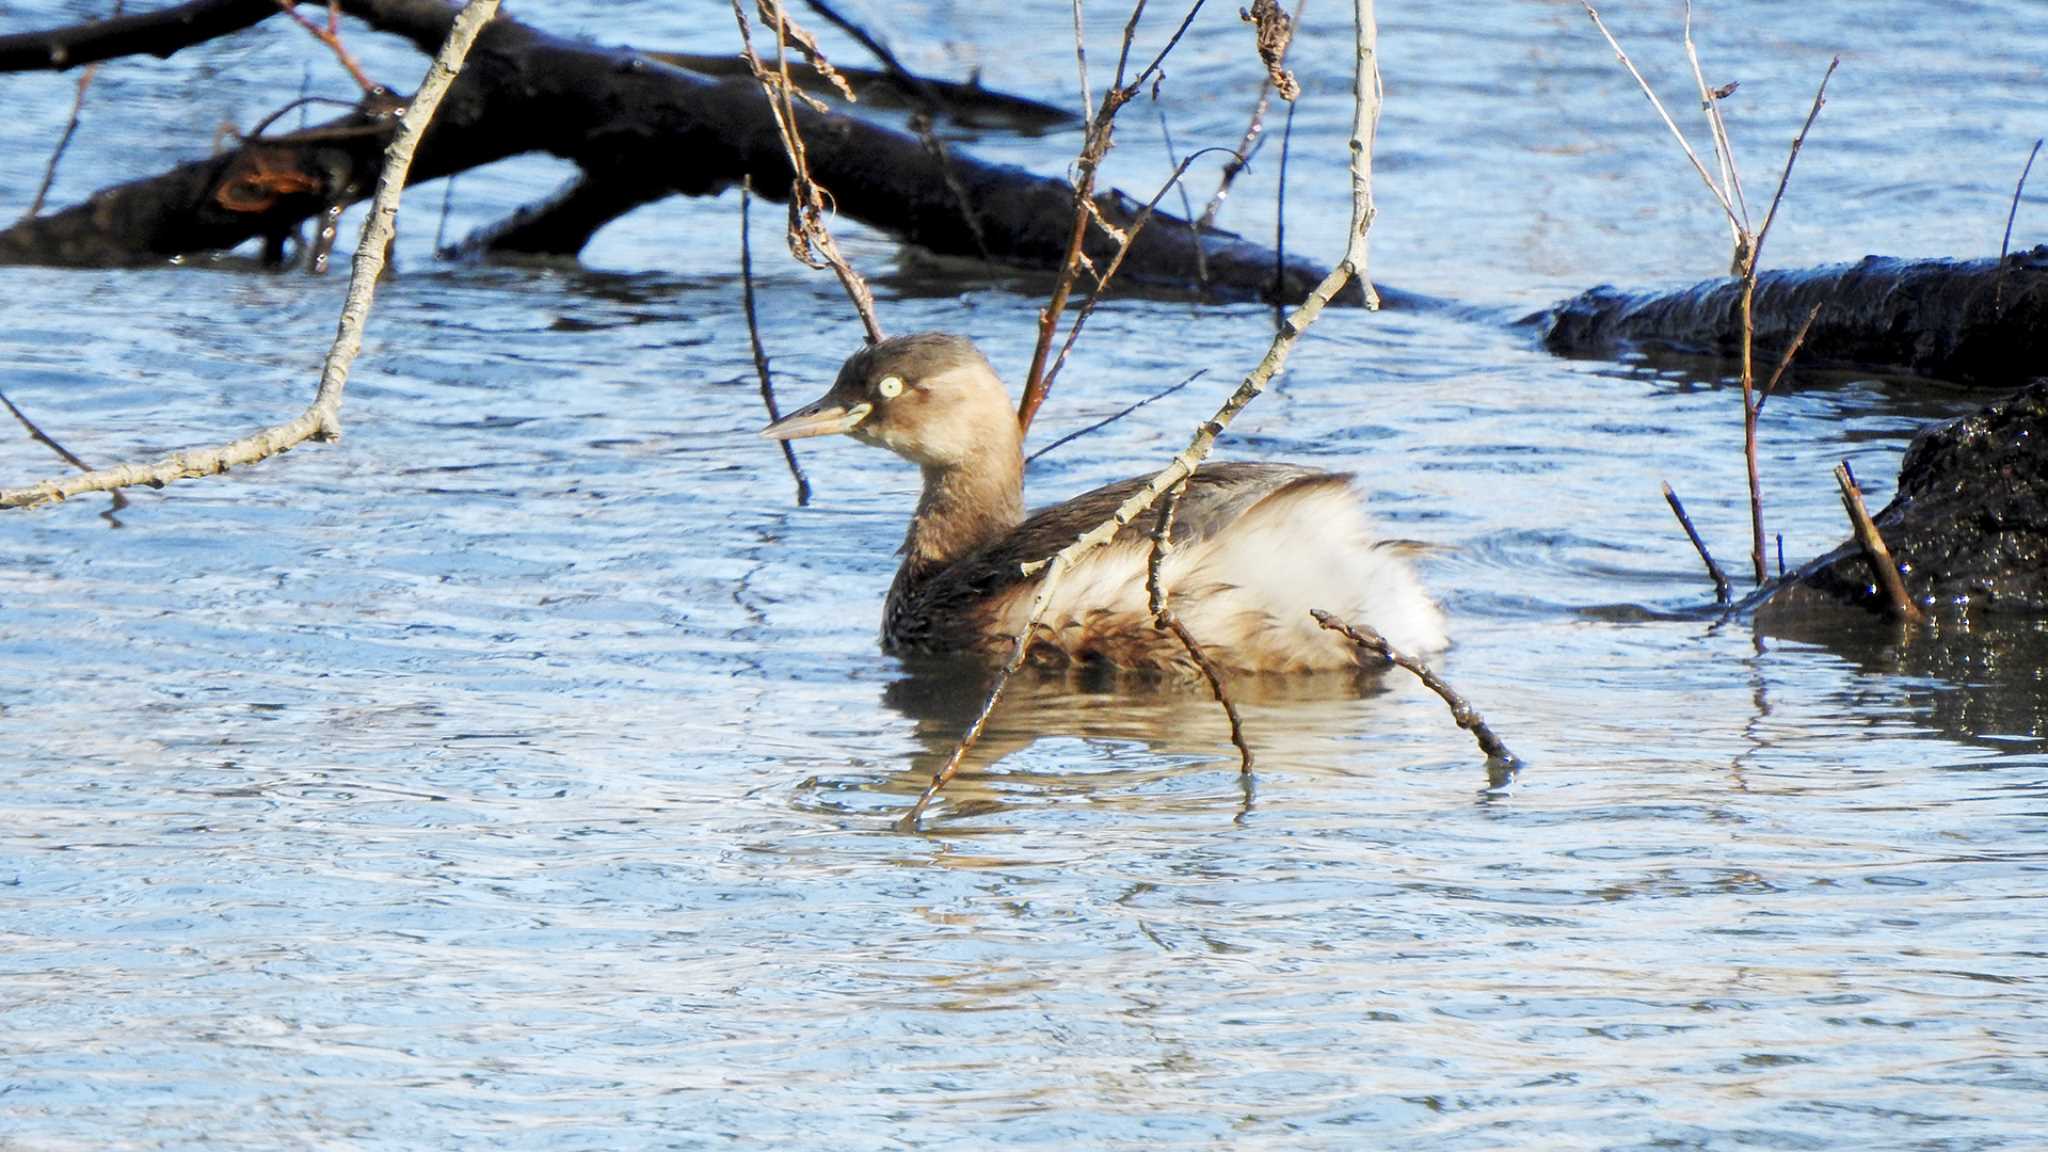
[1763,380,2048,619]
[1538,247,2048,387]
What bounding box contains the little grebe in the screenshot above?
[762,333,1448,673]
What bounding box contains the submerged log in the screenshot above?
[0,0,1342,303]
[1762,380,2048,620]
[1538,248,2048,387]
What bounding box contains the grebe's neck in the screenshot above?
[898,451,1026,585]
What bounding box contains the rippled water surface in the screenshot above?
[3,2,2045,1148]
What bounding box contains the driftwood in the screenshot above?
[0,0,1342,303]
[1762,380,2048,620]
[1538,247,2048,387]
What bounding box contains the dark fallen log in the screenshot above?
[1761,380,2048,620]
[0,0,1346,303]
[1537,247,2048,387]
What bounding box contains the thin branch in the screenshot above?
[0,0,501,510]
[1312,609,1523,769]
[1997,137,2043,311]
[898,0,1382,831]
[0,387,130,518]
[1833,462,1923,623]
[1754,299,1823,414]
[1662,475,1728,602]
[1682,1,1746,241]
[21,1,123,221]
[1018,0,1207,432]
[1147,479,1255,774]
[1661,480,1729,604]
[1037,146,1237,405]
[1025,369,1203,464]
[741,177,811,506]
[732,0,884,343]
[1070,0,1093,119]
[1753,55,1837,266]
[1579,3,1739,229]
[275,0,379,94]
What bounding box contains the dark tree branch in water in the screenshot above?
[1661,480,1730,605]
[443,170,672,259]
[0,0,1338,307]
[740,178,812,507]
[1538,248,2048,388]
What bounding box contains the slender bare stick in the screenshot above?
[1018,0,1208,432]
[1754,56,1838,264]
[741,178,811,506]
[1147,480,1255,774]
[1026,369,1203,463]
[1754,299,1823,414]
[22,0,123,221]
[275,0,379,94]
[1997,137,2043,311]
[898,0,1383,830]
[1038,146,1237,402]
[1833,462,1923,623]
[1661,481,1730,604]
[1580,2,1739,228]
[1312,610,1522,768]
[1199,0,1308,234]
[1681,1,1747,250]
[0,0,501,511]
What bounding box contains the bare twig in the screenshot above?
[1661,480,1730,604]
[1681,2,1747,255]
[1312,609,1523,769]
[1833,461,1923,623]
[1147,479,1255,773]
[741,178,811,506]
[1025,368,1204,463]
[1755,299,1823,413]
[1583,6,1837,588]
[1038,146,1237,404]
[22,2,122,221]
[1754,55,1838,264]
[0,387,129,518]
[1,0,501,510]
[1997,137,2043,310]
[1580,3,1739,228]
[733,0,884,344]
[899,0,1382,831]
[1273,96,1296,309]
[275,0,379,94]
[1018,0,1208,432]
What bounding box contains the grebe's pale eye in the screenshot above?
[877,375,904,399]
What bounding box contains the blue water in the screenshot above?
[2,2,2044,1148]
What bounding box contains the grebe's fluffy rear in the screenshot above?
[763,333,1448,673]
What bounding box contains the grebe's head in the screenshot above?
[761,333,1019,469]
